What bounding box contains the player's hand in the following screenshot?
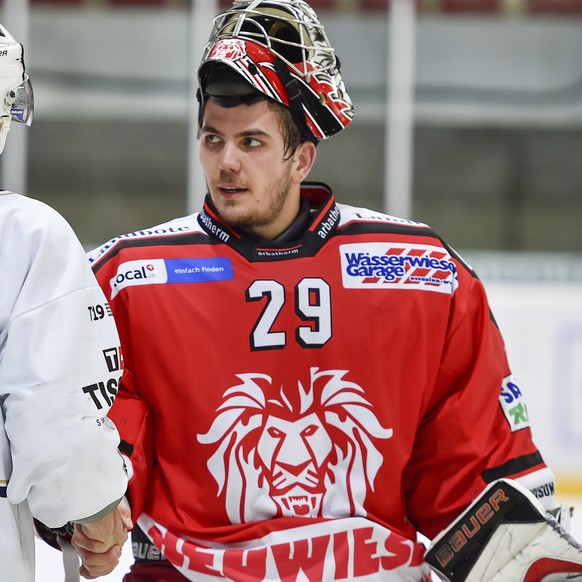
[71,498,132,579]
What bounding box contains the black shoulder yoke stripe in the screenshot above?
[336,220,483,280]
[336,221,441,240]
[481,451,545,483]
[91,232,214,274]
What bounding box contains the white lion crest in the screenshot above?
[197,368,393,524]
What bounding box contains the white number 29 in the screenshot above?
[246,278,332,350]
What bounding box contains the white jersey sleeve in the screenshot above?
[0,193,127,528]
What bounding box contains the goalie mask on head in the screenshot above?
[197,0,354,143]
[0,24,33,154]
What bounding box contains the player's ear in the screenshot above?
[291,140,317,184]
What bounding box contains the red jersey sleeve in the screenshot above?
[109,369,154,522]
[403,258,551,538]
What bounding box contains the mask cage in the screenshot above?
[205,1,338,84]
[6,74,34,126]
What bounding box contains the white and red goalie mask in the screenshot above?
[197,0,354,143]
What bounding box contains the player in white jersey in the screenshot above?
[0,23,131,581]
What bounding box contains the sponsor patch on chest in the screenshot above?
[110,257,233,298]
[339,242,457,293]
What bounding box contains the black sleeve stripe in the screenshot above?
[481,451,546,483]
[433,234,480,282]
[433,235,502,327]
[91,232,214,275]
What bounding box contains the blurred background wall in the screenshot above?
[4,0,581,250]
[1,0,581,492]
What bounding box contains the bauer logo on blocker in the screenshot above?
[110,259,167,298]
[340,243,457,293]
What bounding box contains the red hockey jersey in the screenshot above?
[89,183,554,581]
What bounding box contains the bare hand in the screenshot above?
[71,498,132,579]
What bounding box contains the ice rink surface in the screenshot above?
[34,494,582,581]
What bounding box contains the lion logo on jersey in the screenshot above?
[197,368,393,523]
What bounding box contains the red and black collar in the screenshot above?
[197,181,340,262]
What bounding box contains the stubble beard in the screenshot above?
[217,164,294,236]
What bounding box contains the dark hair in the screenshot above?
[266,99,304,161]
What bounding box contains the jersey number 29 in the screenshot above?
[246,278,332,350]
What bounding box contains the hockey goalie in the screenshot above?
[32,0,582,580]
[426,479,582,581]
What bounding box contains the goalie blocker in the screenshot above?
[426,479,582,581]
